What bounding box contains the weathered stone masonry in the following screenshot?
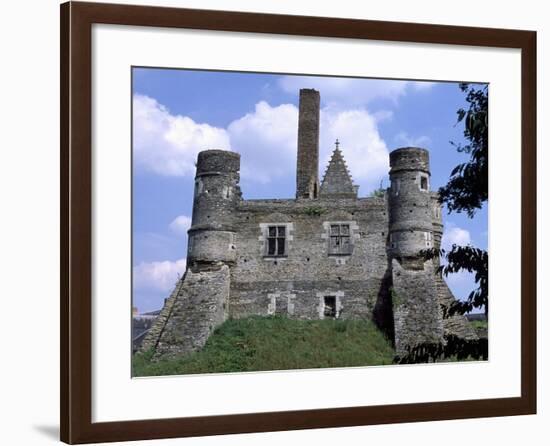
[142,88,476,360]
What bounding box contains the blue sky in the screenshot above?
[132,67,488,313]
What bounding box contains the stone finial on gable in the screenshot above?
[319,140,359,198]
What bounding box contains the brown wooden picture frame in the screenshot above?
[60,1,537,443]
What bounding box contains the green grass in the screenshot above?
[133,316,395,377]
[469,320,488,330]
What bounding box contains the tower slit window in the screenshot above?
[419,174,429,191]
[389,233,398,249]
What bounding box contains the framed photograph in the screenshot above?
[61,1,536,443]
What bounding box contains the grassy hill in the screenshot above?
[133,316,395,377]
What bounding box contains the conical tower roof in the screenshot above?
[319,140,358,198]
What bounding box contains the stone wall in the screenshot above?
[296,89,320,199]
[391,258,445,356]
[139,275,185,353]
[228,196,391,324]
[146,263,231,359]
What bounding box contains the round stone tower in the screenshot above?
[187,149,241,266]
[388,147,434,259]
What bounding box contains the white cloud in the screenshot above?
[133,95,390,192]
[133,94,230,176]
[228,101,390,191]
[372,110,394,122]
[440,223,475,299]
[169,215,192,235]
[133,257,186,292]
[133,75,435,181]
[278,76,433,106]
[411,81,435,91]
[441,223,471,251]
[393,131,432,148]
[227,101,298,183]
[319,107,389,192]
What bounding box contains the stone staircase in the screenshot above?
[139,272,187,353]
[141,263,231,360]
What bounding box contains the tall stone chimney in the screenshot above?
[296,89,320,199]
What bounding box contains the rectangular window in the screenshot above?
[329,224,352,255]
[266,225,286,256]
[392,179,401,196]
[420,174,429,191]
[324,296,337,318]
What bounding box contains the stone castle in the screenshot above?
[141,88,476,359]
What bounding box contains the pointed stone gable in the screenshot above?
[319,144,358,198]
